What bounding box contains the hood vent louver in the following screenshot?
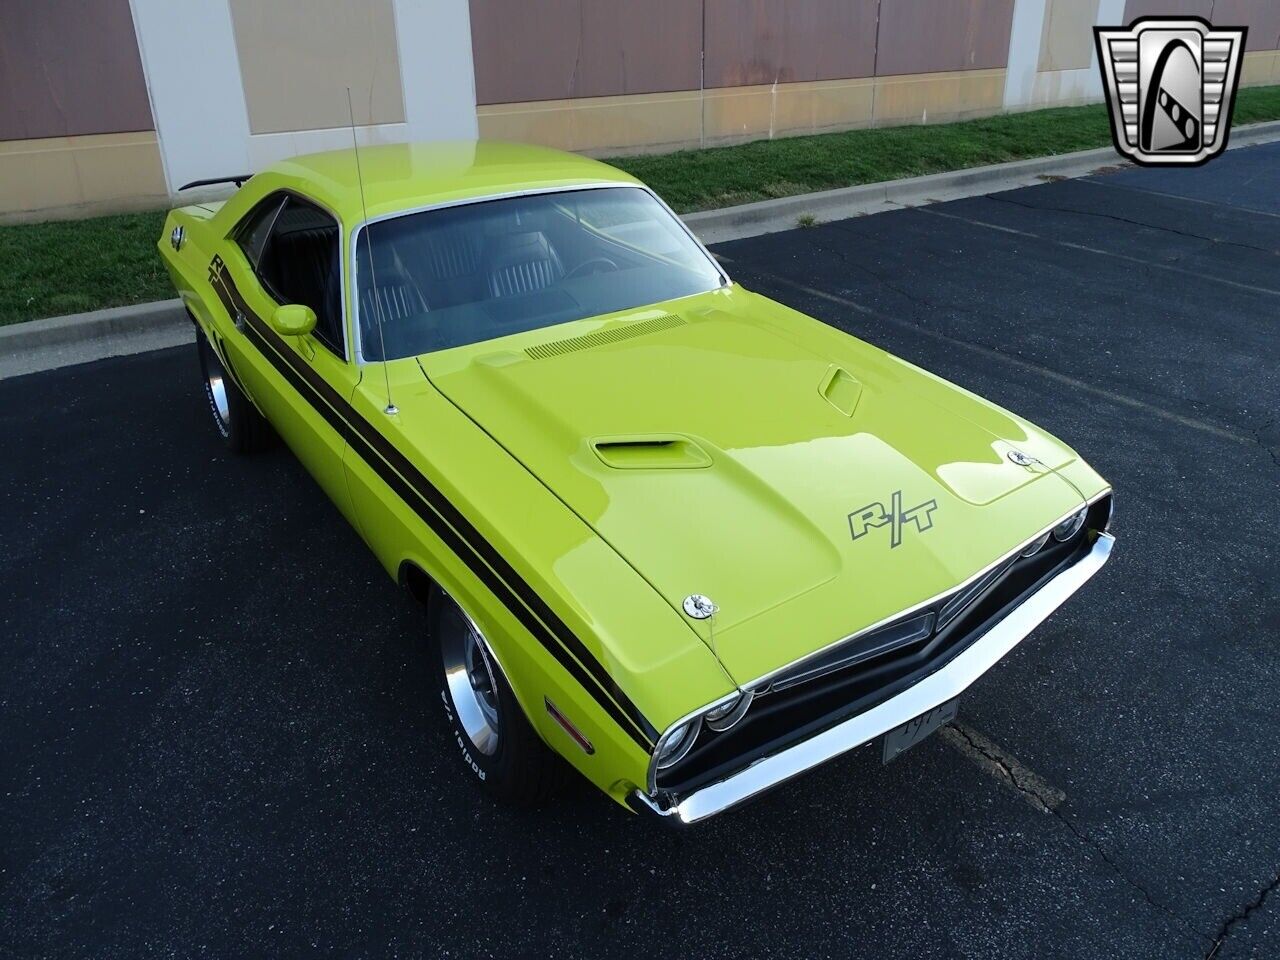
[525,315,686,360]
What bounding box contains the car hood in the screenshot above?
[418,287,1088,684]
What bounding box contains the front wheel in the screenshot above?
[197,330,274,453]
[430,587,564,804]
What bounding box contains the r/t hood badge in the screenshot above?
[849,491,938,549]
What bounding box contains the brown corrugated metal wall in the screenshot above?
[469,0,1017,105]
[0,0,154,141]
[702,0,880,87]
[874,0,1015,76]
[469,0,703,104]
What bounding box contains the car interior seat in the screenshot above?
[359,243,429,354]
[485,231,565,298]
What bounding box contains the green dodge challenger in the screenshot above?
[159,142,1113,824]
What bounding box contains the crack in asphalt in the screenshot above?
[941,723,1064,814]
[1077,176,1280,222]
[1205,869,1280,959]
[1251,417,1280,471]
[803,226,957,320]
[943,723,1204,946]
[986,193,1280,257]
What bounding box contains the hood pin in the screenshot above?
[683,595,718,619]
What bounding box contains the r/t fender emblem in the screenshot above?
[208,254,246,328]
[848,491,938,548]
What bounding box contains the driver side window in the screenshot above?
[237,194,345,357]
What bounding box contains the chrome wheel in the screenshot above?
[441,607,502,756]
[202,342,231,437]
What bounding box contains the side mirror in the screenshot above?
[270,304,316,337]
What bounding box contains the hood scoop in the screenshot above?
[525,314,686,360]
[591,435,712,470]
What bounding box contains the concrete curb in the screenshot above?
[3,117,1278,378]
[0,300,191,380]
[684,118,1280,244]
[1,298,185,352]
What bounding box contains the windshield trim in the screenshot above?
[348,183,729,365]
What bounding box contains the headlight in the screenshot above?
[1053,508,1087,541]
[655,720,699,770]
[703,689,754,732]
[1020,532,1051,557]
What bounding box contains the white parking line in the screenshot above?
[1077,175,1280,221]
[918,205,1280,299]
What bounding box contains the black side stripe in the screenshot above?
[208,258,658,749]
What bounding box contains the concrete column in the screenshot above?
[1004,0,1126,111]
[129,0,481,197]
[128,0,253,193]
[1004,0,1051,110]
[393,0,480,141]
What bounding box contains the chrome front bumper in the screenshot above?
[631,531,1115,825]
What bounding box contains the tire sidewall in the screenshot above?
[196,329,273,453]
[430,594,522,789]
[197,333,232,441]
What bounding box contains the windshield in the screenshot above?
[354,186,724,360]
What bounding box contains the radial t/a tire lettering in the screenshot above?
[429,586,565,805]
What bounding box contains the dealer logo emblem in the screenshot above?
[1094,17,1246,167]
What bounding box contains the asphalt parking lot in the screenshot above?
[3,141,1277,959]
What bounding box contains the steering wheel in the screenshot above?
[566,257,619,279]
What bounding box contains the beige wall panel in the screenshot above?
[1028,69,1106,109]
[478,92,703,153]
[702,78,875,141]
[0,0,154,141]
[229,0,406,134]
[477,69,1014,157]
[469,0,703,104]
[1213,1,1280,50]
[876,0,1016,76]
[1241,50,1280,85]
[872,69,1007,125]
[1038,0,1101,72]
[703,0,879,87]
[0,133,166,216]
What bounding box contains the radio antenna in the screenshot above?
[347,86,396,415]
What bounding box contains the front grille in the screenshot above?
[655,496,1111,795]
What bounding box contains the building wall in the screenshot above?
[228,0,407,135]
[2,0,1277,219]
[2,0,478,220]
[0,0,166,216]
[474,0,1017,152]
[129,0,477,201]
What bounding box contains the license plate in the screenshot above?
[882,699,958,763]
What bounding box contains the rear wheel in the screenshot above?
[430,587,564,804]
[197,330,274,453]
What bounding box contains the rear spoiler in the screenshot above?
[178,174,252,190]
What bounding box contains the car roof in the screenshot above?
[263,141,643,224]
